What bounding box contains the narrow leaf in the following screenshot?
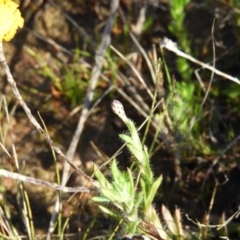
[127,168,135,199]
[111,159,122,182]
[92,196,110,203]
[145,175,162,208]
[98,205,118,218]
[101,187,121,202]
[94,165,111,189]
[119,134,135,145]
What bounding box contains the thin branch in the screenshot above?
[48,0,120,237]
[60,0,119,188]
[0,169,91,192]
[119,6,156,87]
[0,42,96,186]
[160,37,240,85]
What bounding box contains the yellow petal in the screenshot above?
[0,0,24,41]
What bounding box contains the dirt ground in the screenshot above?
[1,0,240,239]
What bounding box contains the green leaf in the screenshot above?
[127,191,143,222]
[111,159,122,183]
[141,146,153,181]
[140,179,147,202]
[119,134,134,145]
[123,221,140,235]
[129,146,144,164]
[101,187,121,202]
[119,134,145,164]
[92,196,110,203]
[98,205,118,218]
[129,128,142,149]
[145,175,163,208]
[94,164,111,189]
[127,168,135,199]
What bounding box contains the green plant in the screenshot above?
[25,46,91,108]
[168,0,192,80]
[165,0,207,154]
[92,100,189,239]
[230,0,240,26]
[143,15,154,32]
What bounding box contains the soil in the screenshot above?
[1,0,240,239]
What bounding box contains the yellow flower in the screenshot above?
[0,0,24,41]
